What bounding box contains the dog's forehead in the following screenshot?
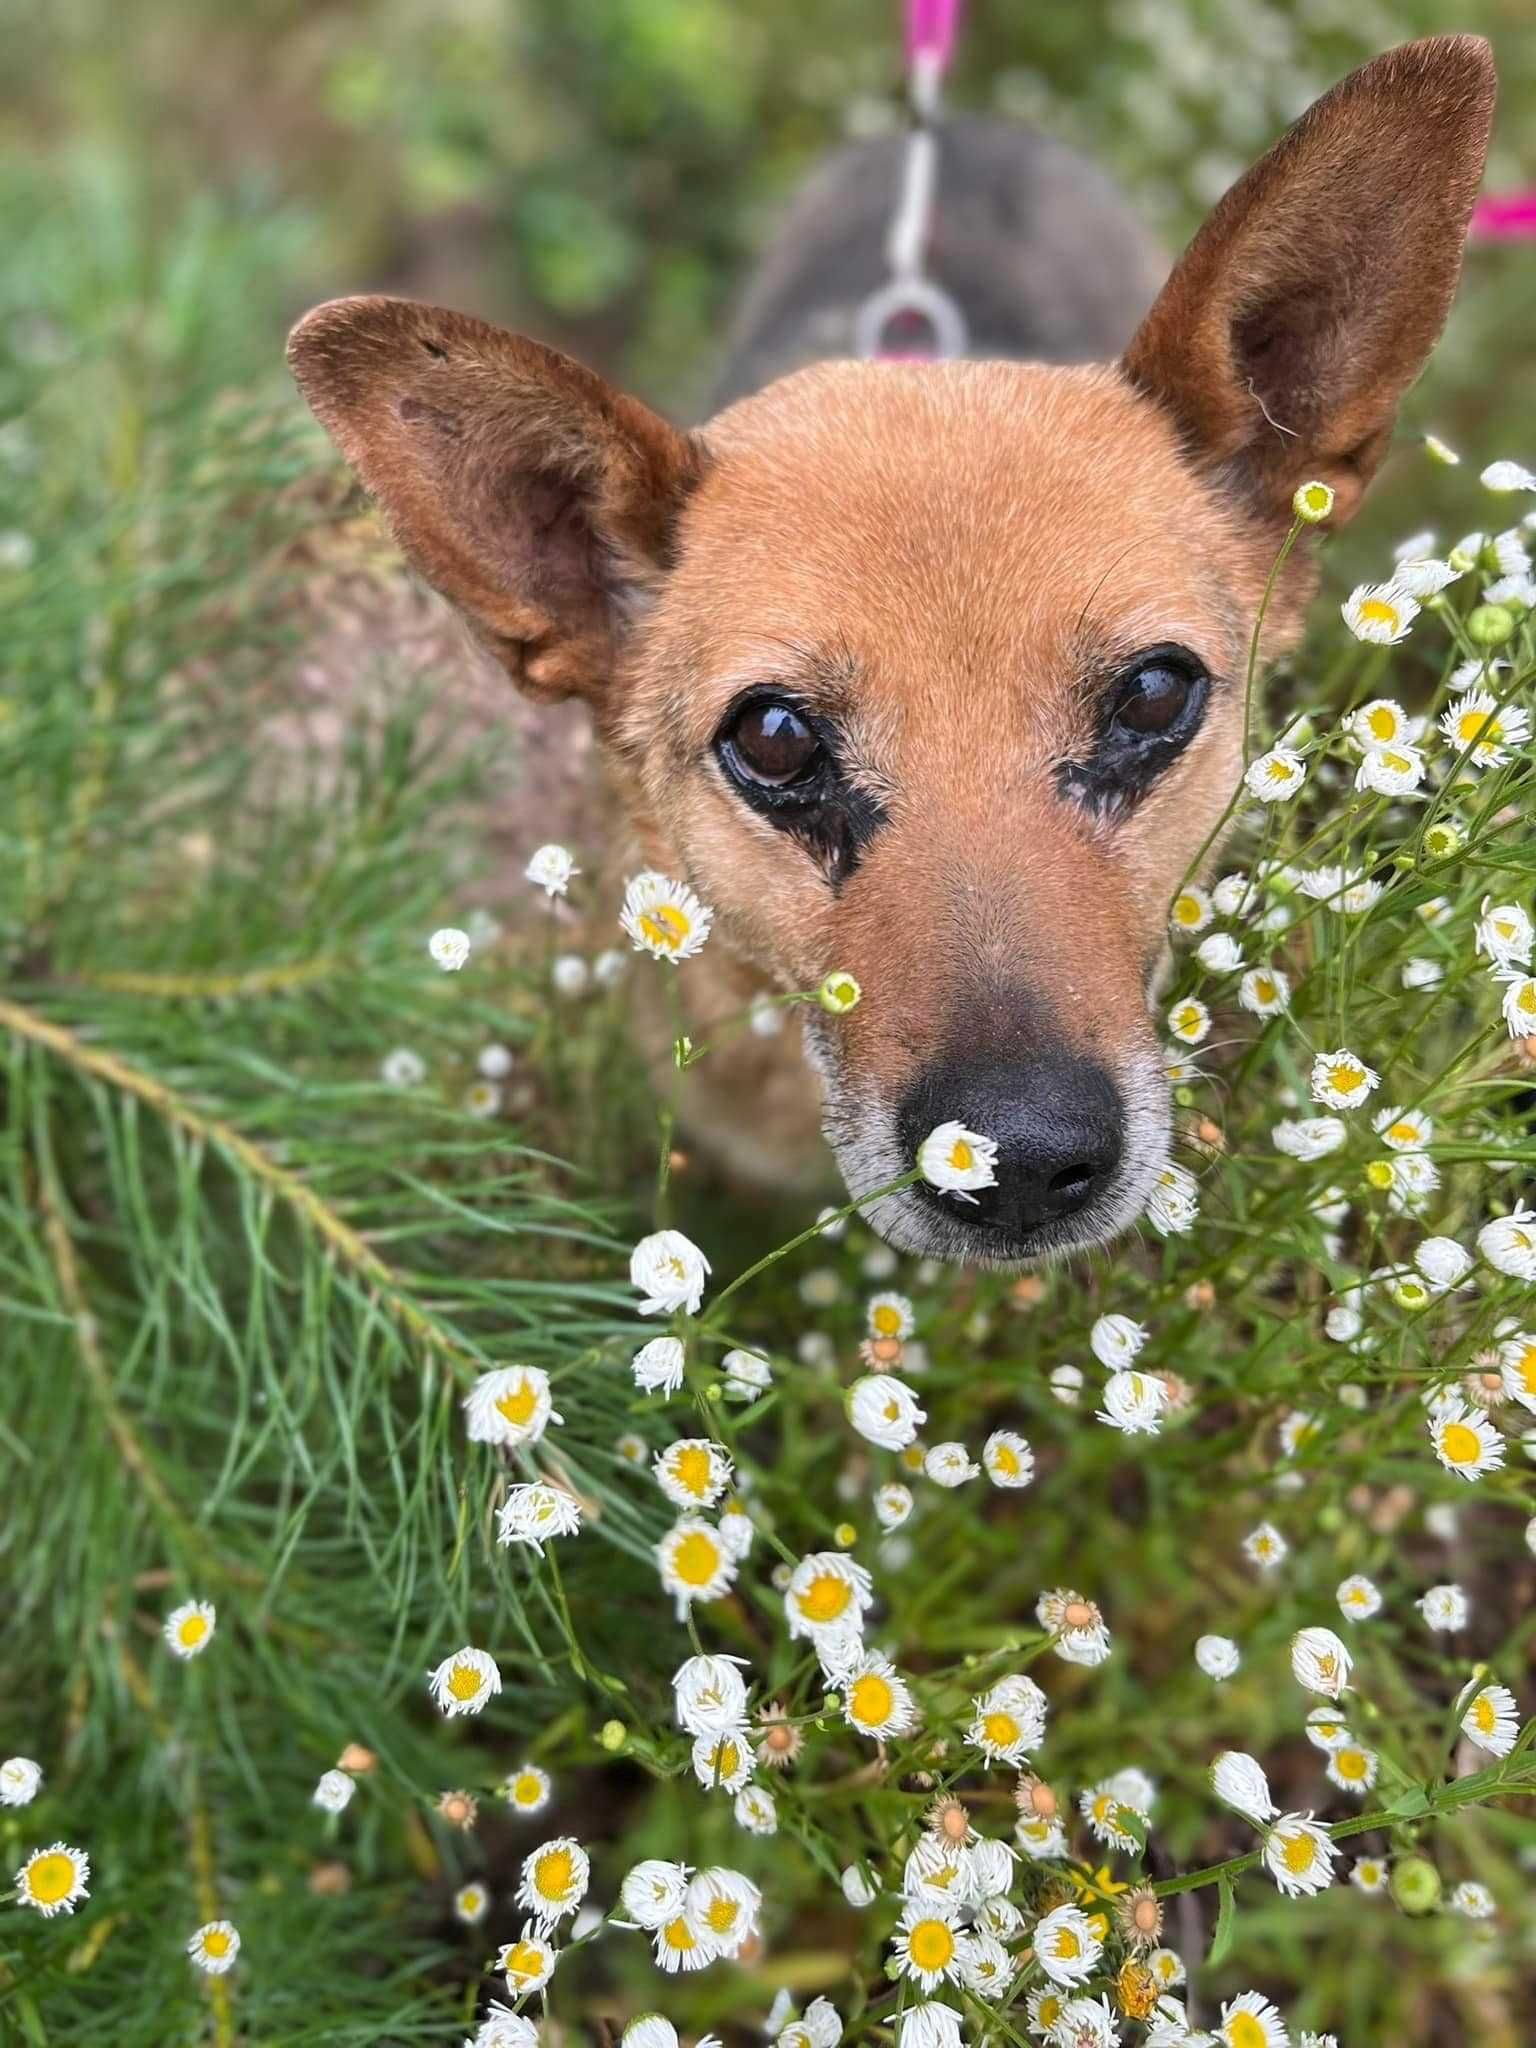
[673,358,1254,693]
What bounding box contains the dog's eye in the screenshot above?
[720,697,824,789]
[1111,656,1198,738]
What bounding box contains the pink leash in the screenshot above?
[1471,191,1536,242]
[855,0,968,361]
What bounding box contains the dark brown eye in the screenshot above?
[721,698,824,789]
[1112,659,1196,737]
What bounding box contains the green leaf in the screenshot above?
[1209,1872,1238,1969]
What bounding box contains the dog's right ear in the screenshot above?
[287,297,706,704]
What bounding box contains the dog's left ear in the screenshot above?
[287,296,705,704]
[1123,35,1495,526]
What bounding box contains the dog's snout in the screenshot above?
[898,1052,1125,1240]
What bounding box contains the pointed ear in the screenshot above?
[287,297,707,703]
[1123,35,1495,526]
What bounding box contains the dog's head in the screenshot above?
[289,37,1493,1265]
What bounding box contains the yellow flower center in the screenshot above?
[872,1305,902,1337]
[661,1915,697,1952]
[672,1531,722,1587]
[797,1573,851,1624]
[849,1673,894,1728]
[446,1662,483,1702]
[1281,1830,1317,1874]
[1367,706,1396,740]
[534,1848,574,1902]
[504,1940,545,1984]
[982,1711,1020,1750]
[1254,976,1275,1001]
[709,1740,741,1779]
[1038,1996,1062,2028]
[993,1443,1020,1476]
[1439,1422,1481,1465]
[1519,983,1536,1015]
[949,1139,974,1171]
[1517,1348,1536,1393]
[908,1919,956,1972]
[25,1854,76,1905]
[705,1896,739,1934]
[495,1380,539,1427]
[1387,1120,1417,1143]
[1266,757,1295,782]
[671,1446,714,1498]
[1458,710,1500,745]
[1174,894,1201,925]
[1175,1006,1200,1033]
[1336,1750,1367,1780]
[1358,598,1400,629]
[1054,1925,1082,1959]
[639,903,691,950]
[202,1928,232,1957]
[1331,1064,1365,1094]
[1228,2017,1267,2048]
[513,1774,542,1805]
[178,1614,209,1648]
[1471,1695,1496,1734]
[1366,1160,1394,1190]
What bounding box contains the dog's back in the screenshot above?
[714,114,1165,406]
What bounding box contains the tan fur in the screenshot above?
[287,36,1495,1258]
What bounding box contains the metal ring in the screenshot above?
[853,277,969,361]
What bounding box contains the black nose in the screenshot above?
[898,1053,1125,1241]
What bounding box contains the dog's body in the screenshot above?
[290,37,1495,1266]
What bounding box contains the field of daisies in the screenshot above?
[8,409,1536,2048]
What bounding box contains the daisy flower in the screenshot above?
[630,1229,710,1315]
[1032,1902,1102,1986]
[1479,1203,1536,1280]
[187,1921,240,1974]
[982,1429,1034,1488]
[1272,1116,1346,1160]
[504,1763,553,1815]
[1336,1574,1382,1621]
[1499,972,1536,1038]
[691,1728,753,1793]
[1459,1680,1519,1757]
[1089,1314,1146,1368]
[673,1653,749,1735]
[1239,965,1290,1016]
[721,1347,771,1400]
[1304,1708,1351,1753]
[428,1647,502,1718]
[1167,996,1211,1044]
[1053,1997,1121,2047]
[518,1837,590,1926]
[847,1375,926,1450]
[1325,1743,1378,1795]
[653,1438,733,1511]
[1356,743,1425,797]
[1243,1523,1288,1570]
[550,953,589,997]
[14,1842,90,1916]
[1262,1813,1336,1897]
[891,1899,971,1993]
[1428,1399,1505,1480]
[524,843,579,896]
[496,1926,558,1994]
[1036,1588,1111,1665]
[1244,747,1308,802]
[784,1552,873,1643]
[734,1784,777,1835]
[896,2006,964,2048]
[685,1867,760,1956]
[1440,690,1529,768]
[1349,698,1411,750]
[1217,1991,1289,2047]
[1146,1159,1200,1235]
[1375,1104,1433,1151]
[1098,1369,1167,1435]
[1293,479,1335,522]
[961,1928,1012,2000]
[967,1673,1048,1763]
[843,1652,919,1741]
[1170,886,1213,934]
[620,872,713,961]
[497,1483,583,1554]
[1196,931,1243,972]
[1015,1813,1069,1860]
[0,1757,42,1806]
[1500,1331,1536,1412]
[1342,581,1419,643]
[619,1859,692,1929]
[923,1441,979,1487]
[1211,1751,1275,1825]
[1290,1626,1353,1699]
[380,1047,426,1087]
[917,1120,998,1196]
[1351,1856,1389,1894]
[313,1769,355,1813]
[1311,1049,1378,1110]
[1482,459,1536,492]
[1450,1880,1495,1919]
[1475,899,1534,967]
[868,1290,916,1341]
[1149,1949,1187,1992]
[428,926,470,971]
[1195,1634,1240,1680]
[875,1481,914,1528]
[1079,1781,1145,1852]
[164,1599,216,1659]
[902,1832,974,1904]
[633,1336,687,1396]
[463,1366,561,1449]
[657,1520,737,1615]
[1050,1364,1084,1404]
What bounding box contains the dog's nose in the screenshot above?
[898,1053,1125,1238]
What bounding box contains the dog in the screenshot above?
[288,35,1493,1268]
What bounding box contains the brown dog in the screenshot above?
[289,36,1493,1267]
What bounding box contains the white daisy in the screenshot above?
[895,2004,964,2048]
[1342,581,1419,644]
[1238,966,1290,1016]
[917,1121,998,1196]
[0,1757,42,1806]
[630,1229,711,1315]
[1500,1331,1536,1412]
[733,1784,778,1835]
[1498,972,1536,1039]
[1146,1158,1200,1235]
[1272,1117,1346,1160]
[1479,1203,1536,1280]
[982,1429,1034,1488]
[1089,1313,1146,1368]
[503,1763,553,1815]
[1481,459,1536,492]
[685,1867,760,1956]
[428,1646,501,1718]
[1311,1049,1378,1110]
[1475,899,1534,967]
[1459,1680,1519,1757]
[1262,1813,1336,1897]
[187,1920,241,1974]
[690,1727,753,1793]
[15,1842,90,1917]
[1098,1369,1167,1435]
[843,1652,919,1741]
[463,1366,561,1449]
[1450,1880,1496,1919]
[721,1347,772,1400]
[1440,690,1529,769]
[1195,1635,1240,1680]
[657,1520,738,1614]
[497,1482,583,1554]
[1428,1399,1505,1480]
[968,1674,1048,1763]
[1244,747,1308,802]
[673,1654,750,1735]
[313,1768,355,1813]
[1217,1990,1288,2047]
[653,1438,733,1512]
[874,1481,914,1529]
[495,1927,558,1995]
[1036,1588,1112,1665]
[1243,1523,1288,1570]
[923,1441,979,1487]
[1290,1626,1353,1699]
[1351,1856,1389,1894]
[524,843,579,897]
[1417,1583,1469,1631]
[1167,996,1212,1043]
[1325,1744,1378,1795]
[620,872,713,962]
[1356,744,1425,796]
[847,1375,926,1450]
[1170,886,1214,934]
[517,1837,590,1926]
[619,1859,693,1930]
[428,926,471,971]
[1211,1751,1275,1825]
[784,1553,873,1643]
[633,1336,687,1395]
[1336,1574,1382,1621]
[1032,1902,1102,1986]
